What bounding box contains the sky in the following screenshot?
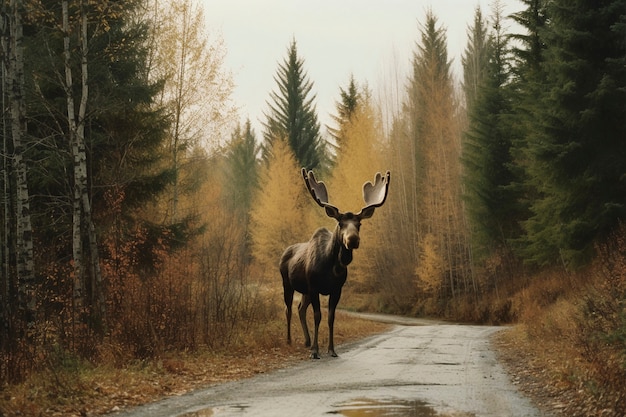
[200,0,524,136]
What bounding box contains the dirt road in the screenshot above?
[114,316,544,417]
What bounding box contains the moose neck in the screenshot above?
[333,224,353,269]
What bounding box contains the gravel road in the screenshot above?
[114,315,545,417]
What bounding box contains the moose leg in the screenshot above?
[327,290,342,357]
[283,286,294,344]
[298,294,311,348]
[310,293,322,359]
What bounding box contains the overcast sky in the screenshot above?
[200,0,524,135]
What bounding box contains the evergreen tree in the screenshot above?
[508,0,548,257]
[262,39,326,171]
[224,119,259,221]
[521,0,626,265]
[462,2,519,256]
[462,6,491,112]
[328,74,361,149]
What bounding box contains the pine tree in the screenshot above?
[462,6,491,112]
[508,0,548,258]
[521,0,626,265]
[263,39,326,171]
[224,119,259,221]
[328,74,361,150]
[462,2,519,257]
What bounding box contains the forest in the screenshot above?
[1,0,626,414]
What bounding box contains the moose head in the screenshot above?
[302,168,390,251]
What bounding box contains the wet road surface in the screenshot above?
[114,316,544,417]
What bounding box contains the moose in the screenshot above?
[280,168,390,359]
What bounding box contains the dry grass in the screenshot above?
[0,308,388,416]
[494,249,626,416]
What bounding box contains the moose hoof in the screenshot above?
[310,352,321,360]
[329,350,338,358]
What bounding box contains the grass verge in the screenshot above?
[0,310,389,416]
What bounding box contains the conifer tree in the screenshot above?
[521,0,626,265]
[224,120,259,220]
[462,2,519,257]
[462,6,490,112]
[508,0,548,257]
[263,39,326,171]
[328,74,361,150]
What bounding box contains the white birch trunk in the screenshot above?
[63,0,85,318]
[63,0,104,324]
[78,0,104,320]
[9,0,35,322]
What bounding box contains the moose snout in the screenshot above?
[345,234,360,250]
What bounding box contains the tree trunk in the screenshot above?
[63,0,85,328]
[63,0,105,335]
[8,0,35,336]
[78,0,105,326]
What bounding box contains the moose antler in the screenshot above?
[302,168,390,220]
[302,168,328,207]
[358,171,390,218]
[302,168,341,218]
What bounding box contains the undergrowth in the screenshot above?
[499,226,626,416]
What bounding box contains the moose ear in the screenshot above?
[325,205,341,220]
[358,206,376,220]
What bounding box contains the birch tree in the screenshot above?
[61,0,104,331]
[1,0,35,350]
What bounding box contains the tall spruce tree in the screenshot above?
[328,74,360,147]
[508,0,548,258]
[521,0,626,265]
[262,39,326,171]
[462,3,519,256]
[224,119,259,220]
[462,6,490,112]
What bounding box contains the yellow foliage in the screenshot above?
[330,100,387,212]
[415,233,443,294]
[329,97,391,288]
[250,138,316,279]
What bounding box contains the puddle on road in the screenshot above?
[329,397,475,417]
